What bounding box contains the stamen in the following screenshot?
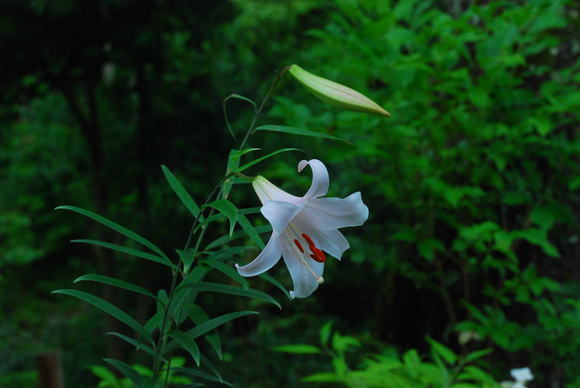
[301,233,316,248]
[314,247,326,262]
[293,239,304,253]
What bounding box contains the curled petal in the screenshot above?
[260,200,302,234]
[298,192,369,231]
[298,159,329,199]
[235,236,282,277]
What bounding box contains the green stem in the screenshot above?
[239,66,289,149]
[155,67,287,386]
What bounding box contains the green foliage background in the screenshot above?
[1,0,579,386]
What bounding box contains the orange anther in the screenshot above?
[301,233,316,248]
[293,239,304,253]
[314,248,326,262]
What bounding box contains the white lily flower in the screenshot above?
[235,159,369,298]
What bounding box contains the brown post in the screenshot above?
[36,350,65,388]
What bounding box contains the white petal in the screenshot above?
[299,192,369,231]
[298,159,329,199]
[281,233,324,298]
[292,222,350,259]
[235,236,281,277]
[260,201,301,234]
[252,176,301,205]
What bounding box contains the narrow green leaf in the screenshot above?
[223,149,253,199]
[172,367,232,386]
[259,273,291,300]
[200,354,227,385]
[239,207,261,215]
[229,148,261,160]
[56,206,169,261]
[52,289,152,343]
[188,310,258,339]
[183,304,222,360]
[103,359,143,386]
[169,331,201,366]
[254,124,353,144]
[237,214,265,249]
[74,274,156,299]
[165,311,258,354]
[273,344,321,354]
[210,246,256,261]
[106,332,154,356]
[235,148,304,173]
[206,225,271,250]
[199,259,249,289]
[178,282,280,308]
[161,165,201,218]
[203,199,238,237]
[71,239,175,269]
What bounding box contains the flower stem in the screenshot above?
[154,67,288,385]
[239,66,289,150]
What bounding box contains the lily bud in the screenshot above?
[288,64,390,117]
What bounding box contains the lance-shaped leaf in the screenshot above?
[106,332,155,356]
[56,206,171,262]
[235,148,303,173]
[161,165,201,219]
[164,311,258,354]
[254,124,352,144]
[72,239,175,269]
[74,274,156,299]
[52,289,152,344]
[199,259,249,289]
[177,282,280,308]
[169,331,201,366]
[203,199,238,237]
[183,303,222,360]
[288,64,390,117]
[173,366,232,386]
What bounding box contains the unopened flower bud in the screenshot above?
[288,64,390,117]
